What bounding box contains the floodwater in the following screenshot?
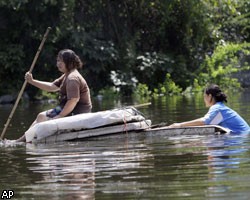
[1,91,250,200]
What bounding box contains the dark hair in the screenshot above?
[205,84,227,103]
[57,49,83,71]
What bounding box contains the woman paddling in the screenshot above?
[17,49,92,142]
[168,84,250,134]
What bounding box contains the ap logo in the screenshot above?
[1,190,14,199]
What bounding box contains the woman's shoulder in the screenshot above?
[66,70,87,84]
[67,70,82,79]
[211,102,233,112]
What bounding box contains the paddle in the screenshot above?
[0,27,51,140]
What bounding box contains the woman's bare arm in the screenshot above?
[168,118,205,128]
[55,98,79,118]
[25,72,59,92]
[29,79,59,92]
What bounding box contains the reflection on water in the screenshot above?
[204,134,250,198]
[21,139,154,200]
[0,133,248,199]
[1,92,250,199]
[25,143,96,200]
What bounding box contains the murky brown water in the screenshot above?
[1,91,250,199]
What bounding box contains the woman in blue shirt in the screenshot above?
[168,84,250,133]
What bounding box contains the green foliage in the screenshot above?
[97,86,120,99]
[195,42,250,90]
[0,0,250,98]
[132,83,152,100]
[183,79,204,94]
[135,52,174,90]
[206,0,250,42]
[132,73,182,100]
[0,44,25,94]
[0,0,29,8]
[153,73,182,96]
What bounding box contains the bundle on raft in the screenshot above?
[25,107,152,143]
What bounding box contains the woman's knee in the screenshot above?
[36,111,48,123]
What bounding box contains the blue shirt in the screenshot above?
[202,102,250,134]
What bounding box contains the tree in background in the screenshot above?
[0,0,249,98]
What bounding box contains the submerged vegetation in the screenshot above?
[0,0,250,100]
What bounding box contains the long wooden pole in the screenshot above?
[135,102,151,108]
[126,102,151,108]
[0,27,51,140]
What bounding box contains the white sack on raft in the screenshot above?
[25,108,148,142]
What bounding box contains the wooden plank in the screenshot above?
[33,123,228,144]
[144,125,228,136]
